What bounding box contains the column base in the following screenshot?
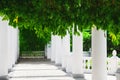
[66,71,72,75]
[66,70,72,74]
[46,59,51,61]
[51,61,55,63]
[8,69,12,73]
[55,63,61,66]
[8,68,13,73]
[0,75,9,80]
[12,64,15,67]
[15,58,20,64]
[61,67,66,72]
[72,74,85,78]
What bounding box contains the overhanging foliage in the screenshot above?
[20,28,47,51]
[0,0,120,43]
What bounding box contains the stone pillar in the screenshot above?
[8,27,19,72]
[72,32,84,78]
[51,35,56,62]
[11,27,17,67]
[0,17,9,80]
[46,43,51,59]
[61,38,65,69]
[10,27,15,67]
[45,45,47,58]
[92,27,107,80]
[61,33,70,71]
[16,28,20,63]
[8,26,13,72]
[13,28,19,64]
[66,52,72,73]
[55,36,62,66]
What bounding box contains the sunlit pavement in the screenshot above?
[8,59,116,80]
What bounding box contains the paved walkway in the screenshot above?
[8,59,116,80]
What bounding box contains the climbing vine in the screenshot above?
[0,0,120,43]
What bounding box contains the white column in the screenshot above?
[45,45,47,58]
[61,38,65,69]
[0,17,9,79]
[16,28,20,63]
[72,32,84,78]
[66,52,72,73]
[13,28,19,64]
[8,26,13,71]
[46,43,51,59]
[11,27,17,66]
[61,33,70,70]
[10,27,15,67]
[55,36,62,65]
[8,27,19,71]
[51,35,56,62]
[65,33,72,73]
[92,27,107,80]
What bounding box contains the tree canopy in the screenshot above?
[20,28,46,51]
[0,0,120,43]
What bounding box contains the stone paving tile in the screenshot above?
[9,60,75,80]
[9,70,68,77]
[8,60,116,80]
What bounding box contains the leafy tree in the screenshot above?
[0,0,120,45]
[20,28,49,51]
[107,32,120,57]
[82,30,120,57]
[83,29,91,51]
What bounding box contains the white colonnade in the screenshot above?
[0,16,108,80]
[48,27,108,80]
[0,17,19,79]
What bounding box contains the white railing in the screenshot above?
[20,51,45,58]
[83,57,92,73]
[83,50,120,75]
